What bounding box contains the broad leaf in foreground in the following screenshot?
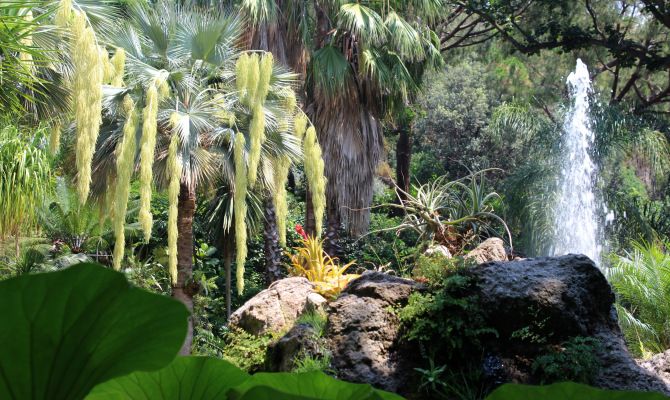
[87,357,250,399]
[228,370,405,400]
[0,263,189,400]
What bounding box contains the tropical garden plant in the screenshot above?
[288,224,358,299]
[606,241,670,357]
[385,170,512,255]
[0,124,52,257]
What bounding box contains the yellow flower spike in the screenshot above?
[234,133,248,294]
[303,126,327,236]
[167,125,182,284]
[138,84,159,242]
[71,10,104,203]
[55,0,72,27]
[110,48,126,86]
[273,156,291,246]
[112,98,138,270]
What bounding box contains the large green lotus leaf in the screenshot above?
[486,382,669,400]
[0,263,189,400]
[87,357,250,399]
[228,371,405,400]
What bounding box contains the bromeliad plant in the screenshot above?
[387,170,512,255]
[288,225,358,299]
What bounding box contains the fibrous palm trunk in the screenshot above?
[396,128,411,201]
[263,198,282,284]
[173,183,196,355]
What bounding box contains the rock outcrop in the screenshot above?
[266,323,325,372]
[229,277,325,335]
[325,272,423,393]
[639,350,670,388]
[472,254,669,395]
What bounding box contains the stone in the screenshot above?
[325,272,422,393]
[639,350,670,387]
[465,237,507,264]
[472,254,670,395]
[306,292,328,314]
[229,277,316,335]
[424,244,452,258]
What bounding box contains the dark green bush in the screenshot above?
[532,337,602,384]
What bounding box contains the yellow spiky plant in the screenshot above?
[167,121,182,284]
[69,8,104,203]
[304,126,326,236]
[138,83,159,242]
[236,53,250,102]
[233,133,248,294]
[112,98,138,270]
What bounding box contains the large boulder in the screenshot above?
[229,277,325,335]
[472,254,669,394]
[325,272,422,393]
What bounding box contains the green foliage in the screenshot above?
[0,263,189,400]
[532,337,602,384]
[397,268,496,361]
[0,124,52,242]
[0,247,49,277]
[606,241,670,357]
[411,254,473,283]
[415,359,488,400]
[39,180,109,254]
[389,170,511,255]
[291,352,333,374]
[296,310,328,338]
[222,327,274,373]
[486,382,668,400]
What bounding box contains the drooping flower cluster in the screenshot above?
[138,83,159,242]
[64,6,105,203]
[112,98,138,270]
[303,126,327,236]
[236,53,273,187]
[167,120,182,284]
[233,133,248,294]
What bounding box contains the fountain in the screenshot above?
[551,59,603,264]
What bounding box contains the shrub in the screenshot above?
[291,351,333,374]
[397,268,496,361]
[532,337,602,384]
[606,241,670,357]
[222,327,274,373]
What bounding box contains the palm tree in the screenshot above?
[89,1,302,353]
[242,0,442,243]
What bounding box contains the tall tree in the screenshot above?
[243,0,443,242]
[82,1,307,353]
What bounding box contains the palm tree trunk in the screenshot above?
[263,198,282,284]
[173,183,196,355]
[324,203,340,257]
[305,188,316,236]
[396,127,411,201]
[223,236,233,320]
